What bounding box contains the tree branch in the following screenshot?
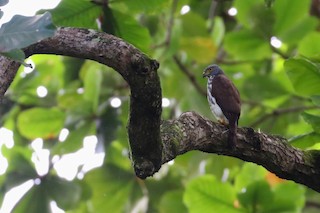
[250,105,320,127]
[1,27,320,192]
[160,111,320,192]
[173,55,207,97]
[152,0,178,48]
[207,0,219,33]
[0,27,162,178]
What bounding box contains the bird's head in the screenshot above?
[202,64,223,78]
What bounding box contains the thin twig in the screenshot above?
[271,46,290,59]
[173,55,207,97]
[208,0,219,33]
[305,200,320,209]
[152,0,178,48]
[251,105,320,127]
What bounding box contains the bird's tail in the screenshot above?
[228,121,237,148]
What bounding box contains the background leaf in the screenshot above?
[224,30,271,60]
[0,12,56,52]
[44,0,100,29]
[301,112,320,133]
[46,176,82,210]
[289,132,320,149]
[237,181,273,211]
[17,107,65,139]
[184,175,241,213]
[284,58,320,96]
[0,0,8,6]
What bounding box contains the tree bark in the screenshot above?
[1,27,320,192]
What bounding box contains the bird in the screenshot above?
[202,64,241,147]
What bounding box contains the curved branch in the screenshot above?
[0,57,21,97]
[1,27,320,192]
[0,27,162,178]
[160,111,320,192]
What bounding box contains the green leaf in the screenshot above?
[112,0,170,13]
[5,153,37,190]
[98,107,121,148]
[243,75,287,101]
[301,112,320,133]
[265,0,275,7]
[184,175,242,213]
[233,2,275,38]
[83,69,102,113]
[180,37,217,64]
[0,0,8,6]
[284,58,320,96]
[45,0,101,29]
[105,140,131,170]
[289,132,320,149]
[0,12,56,52]
[17,107,65,139]
[298,32,320,58]
[46,176,82,210]
[235,163,267,191]
[234,0,265,29]
[273,0,313,40]
[52,122,95,155]
[13,176,84,212]
[13,185,51,213]
[311,95,320,106]
[265,182,305,212]
[278,17,317,45]
[0,49,26,64]
[159,190,187,213]
[181,12,208,37]
[211,17,225,46]
[84,164,134,212]
[113,10,152,53]
[238,181,273,211]
[224,30,271,60]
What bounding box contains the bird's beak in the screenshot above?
[202,70,208,78]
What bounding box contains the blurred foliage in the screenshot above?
[0,12,56,63]
[1,0,320,212]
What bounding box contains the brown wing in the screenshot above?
[211,74,241,124]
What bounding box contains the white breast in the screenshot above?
[207,77,228,124]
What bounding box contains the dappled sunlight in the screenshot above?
[0,0,61,25]
[110,97,122,108]
[58,128,69,142]
[31,138,50,176]
[180,5,190,15]
[228,7,238,16]
[54,135,104,181]
[270,36,283,48]
[36,85,48,98]
[162,97,171,108]
[0,128,14,175]
[0,180,34,213]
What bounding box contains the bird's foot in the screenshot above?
[218,119,229,126]
[221,129,229,135]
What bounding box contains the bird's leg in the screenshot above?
[218,119,237,149]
